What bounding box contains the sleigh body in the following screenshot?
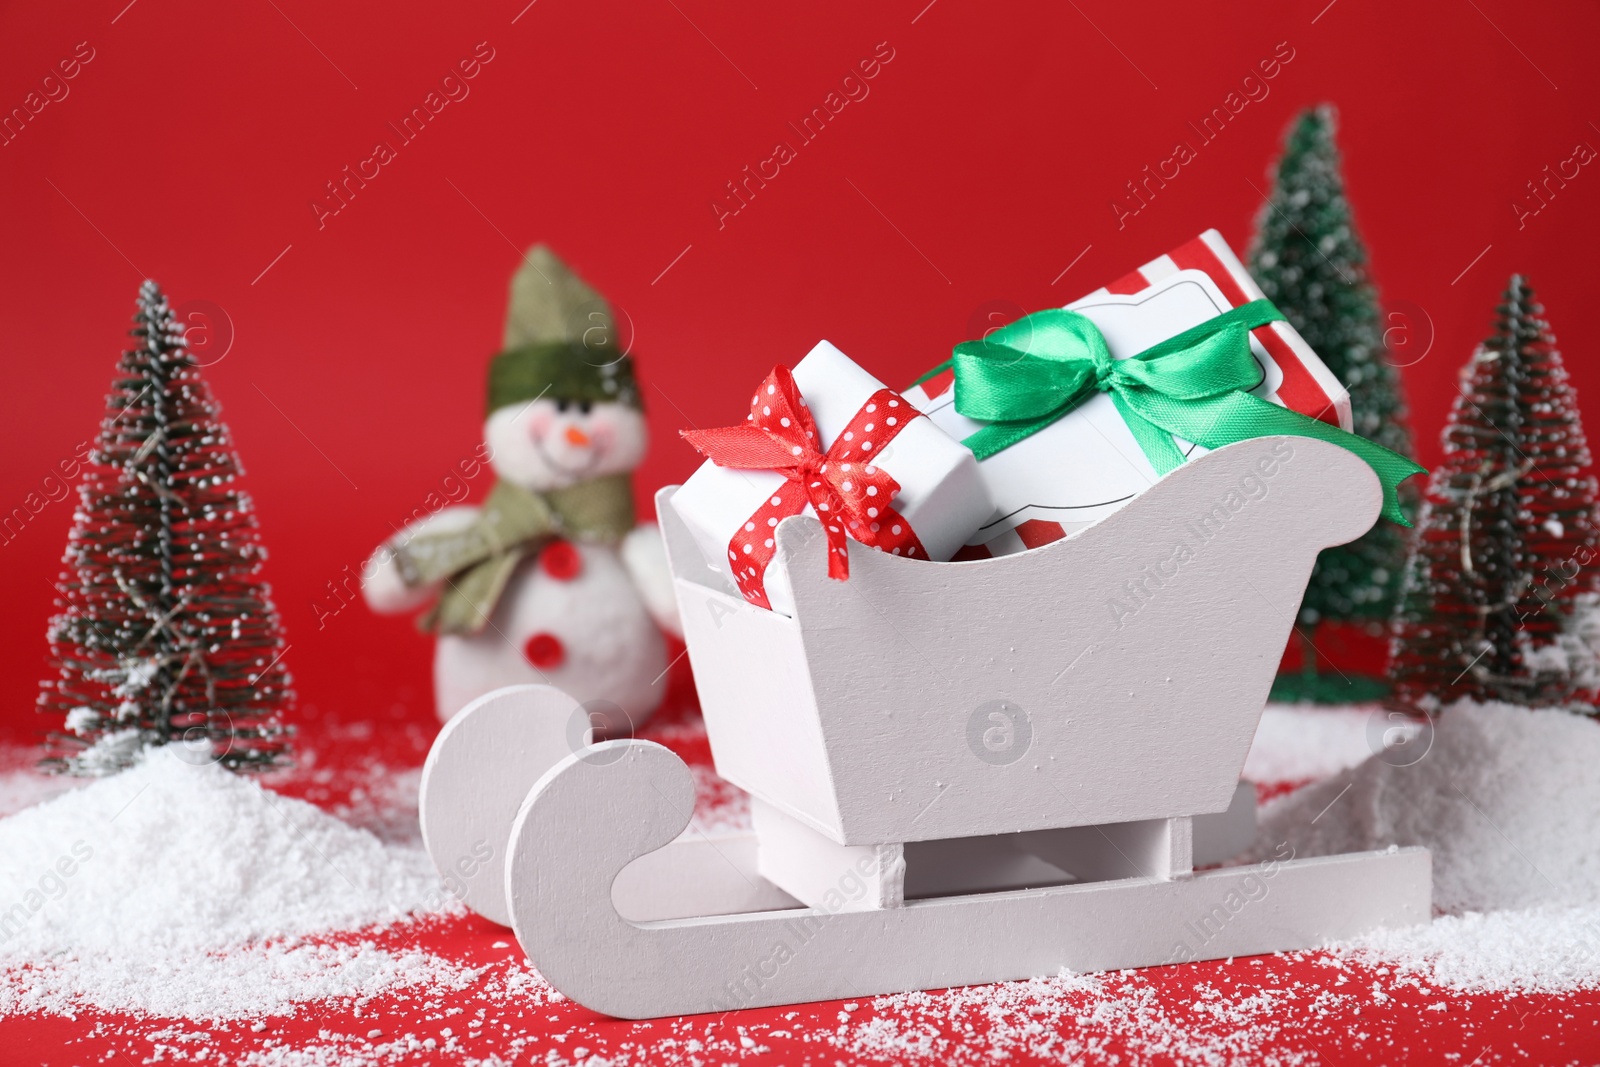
[420,436,1431,1019]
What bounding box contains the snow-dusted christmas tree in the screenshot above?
[38,281,293,773]
[1250,105,1417,697]
[1389,275,1600,712]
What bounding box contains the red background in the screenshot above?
[2,0,1598,729]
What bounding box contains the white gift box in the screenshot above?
[673,340,992,616]
[903,229,1353,557]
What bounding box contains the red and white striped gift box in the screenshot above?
[903,229,1352,559]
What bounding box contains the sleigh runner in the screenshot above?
[418,435,1431,1019]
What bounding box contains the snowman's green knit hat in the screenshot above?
[486,245,641,414]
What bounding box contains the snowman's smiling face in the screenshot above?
[485,397,647,491]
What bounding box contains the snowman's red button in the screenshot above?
[523,632,565,670]
[540,540,583,581]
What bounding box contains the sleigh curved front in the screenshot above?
[658,435,1381,846]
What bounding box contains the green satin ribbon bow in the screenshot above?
[927,299,1423,526]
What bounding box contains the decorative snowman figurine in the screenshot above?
[362,246,681,724]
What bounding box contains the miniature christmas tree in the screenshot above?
[1389,275,1600,712]
[38,281,293,774]
[1249,104,1417,699]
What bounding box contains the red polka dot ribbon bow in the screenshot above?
[681,365,928,609]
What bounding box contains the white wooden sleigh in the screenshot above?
[417,436,1431,1019]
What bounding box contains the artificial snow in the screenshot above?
[1257,700,1600,913]
[70,725,147,776]
[1241,703,1402,785]
[0,761,80,819]
[849,969,1323,1065]
[1255,699,1600,993]
[3,696,1599,1051]
[0,745,464,1020]
[1344,904,1600,996]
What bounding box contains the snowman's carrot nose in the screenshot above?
[564,425,592,447]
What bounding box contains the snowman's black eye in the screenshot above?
[579,400,593,415]
[556,399,570,413]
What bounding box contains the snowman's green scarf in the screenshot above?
[395,475,636,635]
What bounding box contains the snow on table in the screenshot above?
[2,700,1600,1065]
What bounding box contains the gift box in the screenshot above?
[904,229,1357,557]
[674,340,992,615]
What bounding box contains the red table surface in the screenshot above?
[3,675,1600,1065]
[6,931,1600,1067]
[4,0,1600,1060]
